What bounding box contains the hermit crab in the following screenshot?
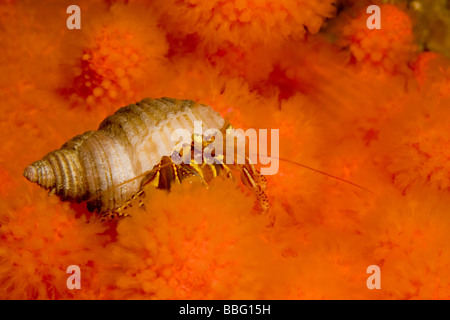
[23,98,269,220]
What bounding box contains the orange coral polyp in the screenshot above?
[337,4,416,74]
[151,0,336,50]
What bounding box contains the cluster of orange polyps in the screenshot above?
[1,0,450,300]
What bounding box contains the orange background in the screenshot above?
[1,0,450,299]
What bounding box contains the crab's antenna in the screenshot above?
[256,154,374,194]
[220,123,372,193]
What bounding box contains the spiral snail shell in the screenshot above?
[23,98,225,212]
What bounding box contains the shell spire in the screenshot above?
[23,158,56,190]
[23,133,95,202]
[23,165,38,183]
